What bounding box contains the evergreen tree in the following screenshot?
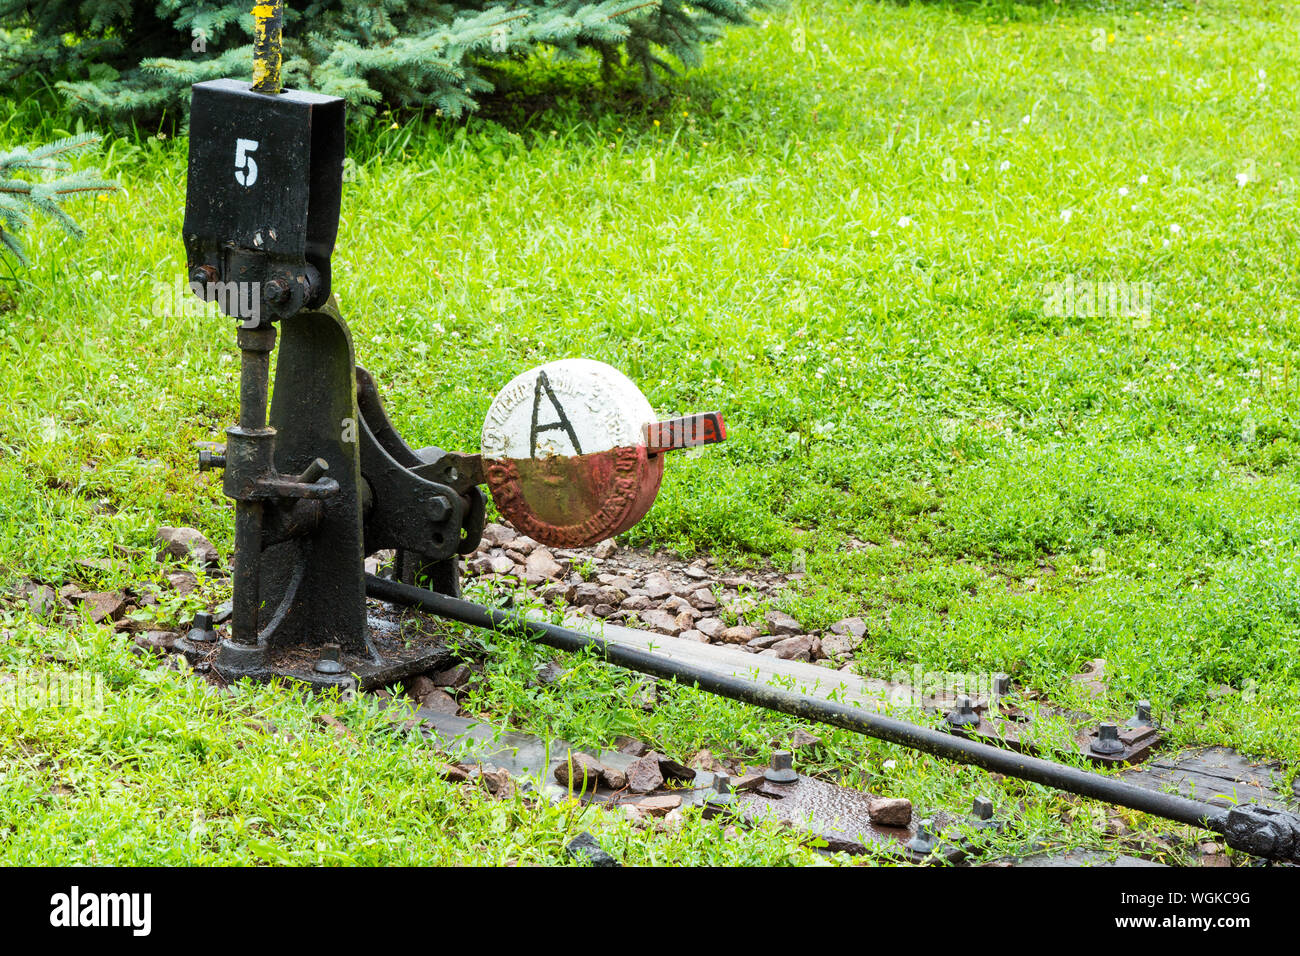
[0,132,116,267]
[0,0,769,125]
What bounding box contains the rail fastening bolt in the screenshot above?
[765,750,798,784]
[1090,721,1125,755]
[992,673,1011,697]
[297,457,329,484]
[947,694,980,728]
[265,277,293,308]
[198,449,226,472]
[970,796,994,821]
[314,642,346,675]
[705,772,734,808]
[906,819,937,855]
[186,611,217,644]
[1127,699,1154,728]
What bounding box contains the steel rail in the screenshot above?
[365,574,1235,835]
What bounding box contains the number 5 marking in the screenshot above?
[235,138,259,187]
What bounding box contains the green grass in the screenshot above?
[2,0,1298,864]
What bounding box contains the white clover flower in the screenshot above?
[897,215,912,227]
[1060,209,1074,223]
[1236,172,1250,187]
[1169,223,1182,234]
[999,160,1011,171]
[1118,186,1130,197]
[1021,114,1031,125]
[1138,174,1148,184]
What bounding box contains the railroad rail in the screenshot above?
[365,575,1300,864]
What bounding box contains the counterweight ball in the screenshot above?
[481,359,666,548]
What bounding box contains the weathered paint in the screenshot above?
[481,359,727,546]
[482,359,664,546]
[482,358,653,460]
[251,1,282,94]
[487,445,664,547]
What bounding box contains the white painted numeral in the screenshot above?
[235,138,259,187]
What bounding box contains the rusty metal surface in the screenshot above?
[1011,849,1166,868]
[1081,722,1163,766]
[404,703,971,863]
[382,577,1300,862]
[731,775,921,856]
[480,360,723,547]
[183,608,454,691]
[481,360,665,547]
[486,446,663,548]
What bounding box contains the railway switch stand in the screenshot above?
[174,16,723,689]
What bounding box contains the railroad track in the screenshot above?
[365,574,1300,865]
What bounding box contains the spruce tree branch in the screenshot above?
[605,2,661,20]
[50,184,116,197]
[4,0,766,120]
[32,135,103,159]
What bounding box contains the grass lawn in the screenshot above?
[1,0,1298,864]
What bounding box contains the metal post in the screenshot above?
[230,326,276,646]
[252,1,284,95]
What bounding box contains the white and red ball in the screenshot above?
[481,359,665,547]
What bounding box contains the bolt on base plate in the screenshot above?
[946,694,981,728]
[764,750,799,784]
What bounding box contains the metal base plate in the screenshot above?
[947,704,1164,767]
[730,774,963,862]
[177,602,455,691]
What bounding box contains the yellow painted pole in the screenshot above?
[251,1,283,94]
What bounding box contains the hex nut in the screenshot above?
[765,750,798,784]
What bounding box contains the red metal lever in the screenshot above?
[644,412,727,454]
